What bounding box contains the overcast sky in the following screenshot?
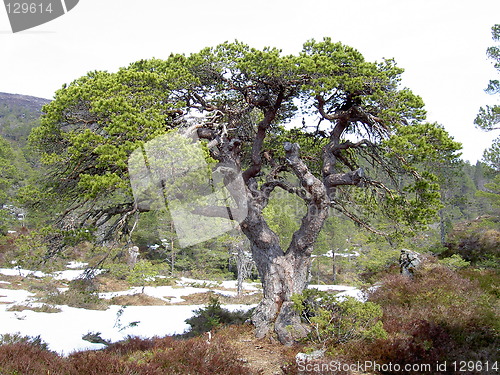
[1,0,499,163]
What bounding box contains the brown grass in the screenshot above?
[0,274,31,290]
[179,290,262,305]
[95,274,131,293]
[7,303,62,313]
[0,273,67,295]
[109,293,168,306]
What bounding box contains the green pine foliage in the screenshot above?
[183,297,253,337]
[292,289,387,347]
[475,24,500,134]
[22,38,462,248]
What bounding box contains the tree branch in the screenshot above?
[331,139,373,153]
[284,142,329,256]
[324,168,366,188]
[260,180,310,203]
[331,202,388,237]
[242,89,286,182]
[315,95,344,121]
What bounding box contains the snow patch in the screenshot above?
[0,267,363,355]
[0,267,102,281]
[66,261,89,269]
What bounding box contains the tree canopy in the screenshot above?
[30,38,460,241]
[476,24,500,171]
[475,24,500,131]
[474,24,500,212]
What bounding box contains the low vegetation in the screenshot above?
[0,331,261,375]
[0,259,497,374]
[282,261,499,374]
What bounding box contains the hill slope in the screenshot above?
[0,92,50,112]
[0,92,51,144]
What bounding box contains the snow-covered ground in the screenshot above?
[0,265,362,355]
[0,292,251,355]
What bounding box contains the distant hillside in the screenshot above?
[0,92,51,144]
[0,92,51,113]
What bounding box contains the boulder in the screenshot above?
[399,249,421,277]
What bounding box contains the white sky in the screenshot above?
[1,0,499,163]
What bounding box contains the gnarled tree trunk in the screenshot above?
[241,219,318,344]
[241,142,330,345]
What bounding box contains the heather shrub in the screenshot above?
[340,319,453,372]
[104,335,159,356]
[0,332,49,350]
[461,267,500,299]
[358,263,499,369]
[369,264,497,331]
[0,342,70,375]
[444,215,500,265]
[147,335,257,375]
[0,334,257,375]
[68,350,154,374]
[104,334,259,375]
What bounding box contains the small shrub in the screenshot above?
[438,253,471,269]
[126,259,162,292]
[44,278,108,310]
[292,289,387,347]
[357,246,399,275]
[183,296,253,337]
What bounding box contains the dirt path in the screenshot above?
[225,325,295,375]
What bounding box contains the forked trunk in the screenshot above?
[240,142,330,344]
[249,242,313,345]
[241,196,328,344]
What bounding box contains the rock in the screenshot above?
[82,332,110,346]
[399,249,421,277]
[295,349,326,363]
